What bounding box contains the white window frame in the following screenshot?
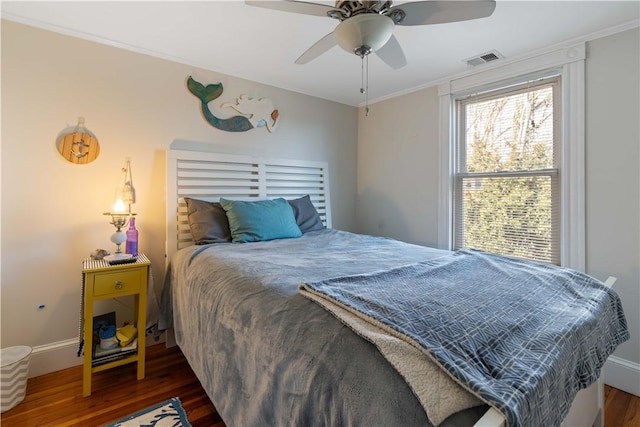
[438,43,586,271]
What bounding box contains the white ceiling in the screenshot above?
[2,1,639,106]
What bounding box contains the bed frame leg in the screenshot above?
[473,408,506,427]
[165,328,177,348]
[593,408,603,427]
[603,276,617,288]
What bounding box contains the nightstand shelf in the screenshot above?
[81,253,150,397]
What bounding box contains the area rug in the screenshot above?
[105,397,192,427]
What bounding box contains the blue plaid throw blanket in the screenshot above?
[300,249,629,427]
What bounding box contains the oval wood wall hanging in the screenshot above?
[56,117,100,164]
[187,76,279,133]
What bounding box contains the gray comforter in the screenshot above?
[159,229,489,427]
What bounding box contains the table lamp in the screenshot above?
[103,198,136,262]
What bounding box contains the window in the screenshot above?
[438,43,585,270]
[453,77,561,264]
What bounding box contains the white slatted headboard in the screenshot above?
[166,149,332,258]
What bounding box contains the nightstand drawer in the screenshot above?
[93,270,141,296]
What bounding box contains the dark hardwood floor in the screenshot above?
[605,384,640,427]
[2,343,638,426]
[1,343,224,427]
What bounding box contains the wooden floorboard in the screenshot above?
[1,343,224,427]
[605,384,640,427]
[1,342,638,426]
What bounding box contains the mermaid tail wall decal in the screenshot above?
[187,76,252,132]
[187,76,279,133]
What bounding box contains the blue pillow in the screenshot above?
[220,198,302,243]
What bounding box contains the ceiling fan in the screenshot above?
[245,0,497,69]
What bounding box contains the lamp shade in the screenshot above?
[334,14,394,56]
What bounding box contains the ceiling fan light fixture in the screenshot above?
[333,14,394,57]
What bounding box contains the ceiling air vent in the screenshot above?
[464,50,504,67]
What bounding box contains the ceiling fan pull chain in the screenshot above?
[360,55,366,95]
[365,55,370,117]
[360,54,370,117]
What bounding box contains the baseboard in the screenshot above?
[29,339,83,378]
[604,355,640,397]
[28,333,166,378]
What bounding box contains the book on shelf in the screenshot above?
[92,338,137,366]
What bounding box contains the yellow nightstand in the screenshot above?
[81,254,150,397]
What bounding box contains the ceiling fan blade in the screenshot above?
[391,1,496,26]
[375,35,407,69]
[245,1,336,18]
[295,32,337,64]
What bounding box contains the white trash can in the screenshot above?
[1,346,32,413]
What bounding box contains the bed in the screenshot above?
[160,149,629,427]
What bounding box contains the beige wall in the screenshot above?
[356,86,440,247]
[585,27,640,366]
[1,20,357,368]
[357,28,640,376]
